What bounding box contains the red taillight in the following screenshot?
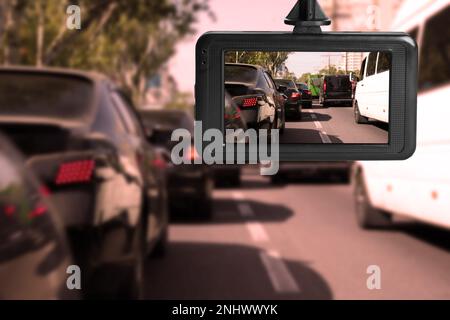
[323,82,327,92]
[29,204,47,219]
[3,204,16,217]
[306,90,311,95]
[55,160,95,185]
[291,92,301,100]
[184,145,201,162]
[152,155,168,169]
[241,97,258,107]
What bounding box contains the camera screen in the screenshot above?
[224,51,391,144]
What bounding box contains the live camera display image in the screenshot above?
[224,51,391,144]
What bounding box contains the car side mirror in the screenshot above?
[277,85,287,93]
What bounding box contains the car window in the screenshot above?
[366,52,377,77]
[257,72,271,90]
[264,73,276,90]
[376,52,391,74]
[418,6,450,91]
[92,89,127,143]
[360,58,367,80]
[0,73,94,120]
[224,65,258,84]
[111,92,140,136]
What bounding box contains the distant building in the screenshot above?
[338,52,365,72]
[142,65,178,110]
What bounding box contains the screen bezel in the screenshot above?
[196,32,417,161]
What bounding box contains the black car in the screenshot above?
[0,67,169,298]
[139,110,215,219]
[0,133,75,299]
[296,82,313,108]
[225,63,285,134]
[320,75,353,107]
[274,79,303,120]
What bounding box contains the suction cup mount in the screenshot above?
[285,0,331,33]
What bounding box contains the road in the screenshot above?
[280,103,388,144]
[144,169,450,300]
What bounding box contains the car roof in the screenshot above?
[225,63,262,71]
[0,65,108,84]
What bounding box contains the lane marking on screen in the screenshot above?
[308,110,332,144]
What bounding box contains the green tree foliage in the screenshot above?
[225,51,291,76]
[0,0,211,105]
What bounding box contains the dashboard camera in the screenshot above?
[195,0,418,161]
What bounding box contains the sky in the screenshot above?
[169,0,299,93]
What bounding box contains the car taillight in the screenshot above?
[241,97,258,107]
[291,92,301,100]
[55,160,95,185]
[306,90,311,95]
[323,82,327,92]
[3,204,16,217]
[152,154,168,169]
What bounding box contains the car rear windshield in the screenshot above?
[325,76,351,90]
[0,72,94,120]
[274,79,296,89]
[141,112,194,133]
[224,65,257,84]
[297,83,309,90]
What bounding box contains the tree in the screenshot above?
[0,0,212,105]
[225,51,291,76]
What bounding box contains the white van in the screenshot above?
[352,0,450,230]
[354,52,390,124]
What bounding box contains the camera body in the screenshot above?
[196,31,418,161]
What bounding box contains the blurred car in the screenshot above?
[139,109,215,219]
[354,52,390,124]
[271,161,351,185]
[320,75,353,107]
[274,79,303,120]
[307,74,323,100]
[296,82,313,108]
[353,0,450,230]
[0,67,169,298]
[225,63,285,134]
[0,133,75,299]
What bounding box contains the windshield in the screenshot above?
[0,72,94,120]
[326,76,351,90]
[224,65,257,84]
[274,79,296,89]
[296,83,309,90]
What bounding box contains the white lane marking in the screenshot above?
[319,131,332,143]
[233,191,269,242]
[260,250,300,293]
[307,110,332,144]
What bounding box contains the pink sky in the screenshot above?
[169,0,298,93]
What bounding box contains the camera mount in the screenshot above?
[285,0,331,33]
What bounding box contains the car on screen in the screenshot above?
[139,109,215,219]
[320,75,353,107]
[224,63,285,134]
[353,52,390,124]
[352,0,450,230]
[0,133,75,299]
[274,79,303,120]
[0,67,169,298]
[296,82,313,108]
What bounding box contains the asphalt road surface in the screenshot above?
[280,103,389,144]
[144,169,450,300]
